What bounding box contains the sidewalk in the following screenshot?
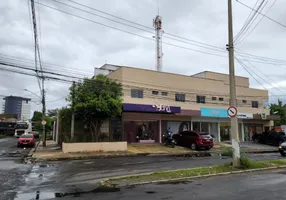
[30,140,278,162]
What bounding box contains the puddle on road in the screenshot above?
[145,191,156,194]
[173,153,212,158]
[15,186,120,199]
[157,180,191,185]
[15,191,67,200]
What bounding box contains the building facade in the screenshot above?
[3,96,31,121]
[96,64,277,143]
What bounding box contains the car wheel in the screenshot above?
[280,152,286,156]
[205,147,211,150]
[190,143,197,150]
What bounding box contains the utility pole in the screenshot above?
[31,0,46,147]
[228,0,240,167]
[42,85,46,147]
[71,81,75,140]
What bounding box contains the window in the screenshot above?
[242,100,247,104]
[212,97,217,101]
[161,91,168,96]
[131,89,143,98]
[252,101,259,108]
[175,93,185,102]
[196,95,205,104]
[152,90,159,95]
[219,97,224,101]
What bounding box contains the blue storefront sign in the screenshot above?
[123,103,181,113]
[200,107,228,118]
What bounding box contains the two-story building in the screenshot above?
[95,64,277,144]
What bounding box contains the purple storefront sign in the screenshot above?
[123,103,181,114]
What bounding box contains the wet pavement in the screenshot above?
[0,137,31,200]
[63,168,286,200]
[14,150,284,200]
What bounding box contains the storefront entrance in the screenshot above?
[124,120,159,143]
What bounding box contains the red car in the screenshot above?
[172,131,214,150]
[17,134,35,148]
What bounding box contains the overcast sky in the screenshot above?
[0,0,286,117]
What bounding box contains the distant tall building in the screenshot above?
[3,96,31,121]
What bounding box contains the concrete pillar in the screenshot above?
[241,122,245,142]
[190,119,193,130]
[56,116,59,144]
[218,122,221,142]
[53,121,56,141]
[159,119,162,143]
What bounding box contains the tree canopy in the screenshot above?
[67,74,123,141]
[270,99,286,126]
[47,109,59,117]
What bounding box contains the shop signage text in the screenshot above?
[152,104,171,113]
[200,108,228,118]
[123,103,181,113]
[237,113,253,119]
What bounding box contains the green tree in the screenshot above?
[47,109,59,117]
[270,99,286,126]
[67,74,123,142]
[31,111,55,133]
[31,111,42,122]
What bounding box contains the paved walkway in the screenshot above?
[31,141,278,161]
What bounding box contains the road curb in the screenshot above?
[100,165,286,187]
[28,141,40,157]
[31,149,279,162]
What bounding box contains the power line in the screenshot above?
[64,0,224,51]
[234,0,267,44]
[235,57,272,92]
[0,61,83,80]
[237,0,286,29]
[51,0,225,53]
[0,53,93,77]
[36,1,227,58]
[236,52,286,95]
[237,0,277,45]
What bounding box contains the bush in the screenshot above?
[221,146,233,157]
[240,156,252,169]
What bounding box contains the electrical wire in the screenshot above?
[237,0,286,29]
[64,0,224,51]
[236,52,286,95]
[234,0,267,44]
[237,0,277,45]
[51,0,226,54]
[36,1,226,58]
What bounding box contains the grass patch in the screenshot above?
[221,146,233,156]
[105,158,286,186]
[0,134,7,139]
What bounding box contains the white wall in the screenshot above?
[21,100,31,120]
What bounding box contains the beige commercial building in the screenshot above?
[95,64,277,144]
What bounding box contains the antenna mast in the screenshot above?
[153,12,163,71]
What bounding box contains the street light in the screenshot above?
[24,89,41,100]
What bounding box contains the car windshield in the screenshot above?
[279,132,286,136]
[20,134,33,138]
[200,133,211,138]
[16,123,28,129]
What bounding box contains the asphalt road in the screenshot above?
[14,151,284,200]
[0,137,31,200]
[62,168,286,200]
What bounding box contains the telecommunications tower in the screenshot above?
[153,15,163,71]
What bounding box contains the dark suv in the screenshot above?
[172,131,214,150]
[252,131,286,146]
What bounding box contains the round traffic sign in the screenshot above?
[227,106,237,117]
[41,120,47,125]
